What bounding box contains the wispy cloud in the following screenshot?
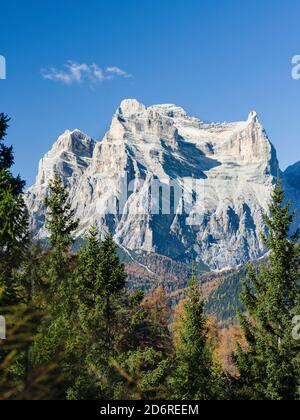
[41,61,132,85]
[106,66,132,78]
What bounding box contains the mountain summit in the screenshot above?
[25,100,291,270]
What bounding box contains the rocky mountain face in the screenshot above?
[25,99,297,271]
[25,129,96,235]
[283,161,300,231]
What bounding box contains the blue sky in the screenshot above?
[0,0,300,186]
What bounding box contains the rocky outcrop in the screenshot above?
[25,99,286,270]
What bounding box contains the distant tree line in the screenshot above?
[0,114,299,400]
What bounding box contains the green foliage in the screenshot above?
[40,175,79,326]
[2,114,300,400]
[0,304,61,400]
[40,226,138,399]
[0,171,29,301]
[76,229,127,351]
[0,115,59,400]
[169,276,228,400]
[235,183,300,400]
[65,228,174,400]
[29,176,79,398]
[0,113,25,194]
[45,175,79,280]
[113,347,172,400]
[0,114,29,366]
[0,115,28,306]
[0,113,13,169]
[97,233,127,296]
[205,269,245,323]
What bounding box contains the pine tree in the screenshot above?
[0,114,28,304]
[235,183,300,400]
[113,347,171,400]
[75,226,101,305]
[113,288,174,400]
[0,173,29,304]
[0,115,58,399]
[0,113,25,194]
[0,114,28,396]
[0,114,12,168]
[65,227,107,399]
[31,175,79,392]
[96,233,127,353]
[45,175,79,251]
[68,229,171,400]
[169,274,227,400]
[64,229,129,399]
[45,175,79,289]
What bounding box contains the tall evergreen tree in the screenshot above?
[75,226,101,305]
[169,274,226,400]
[0,113,25,194]
[0,114,56,399]
[0,114,28,304]
[113,289,174,400]
[66,227,107,400]
[113,347,171,400]
[0,172,29,305]
[45,175,79,251]
[66,229,130,399]
[69,228,173,400]
[31,175,78,385]
[0,113,12,168]
[235,183,300,400]
[45,175,79,291]
[96,233,127,353]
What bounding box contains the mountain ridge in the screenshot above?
[25,99,299,271]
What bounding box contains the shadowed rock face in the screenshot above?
[284,161,300,191]
[25,99,287,271]
[283,161,300,232]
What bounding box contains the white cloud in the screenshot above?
[41,61,132,85]
[106,66,132,78]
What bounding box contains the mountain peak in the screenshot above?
[51,129,95,155]
[149,104,187,118]
[118,99,146,117]
[25,101,286,270]
[247,110,259,123]
[117,99,188,120]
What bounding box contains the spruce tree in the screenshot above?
[0,114,28,304]
[45,175,79,251]
[45,175,79,286]
[113,289,174,400]
[169,275,226,400]
[235,183,300,400]
[0,172,29,304]
[113,347,171,400]
[31,175,78,386]
[66,227,107,399]
[65,229,128,399]
[0,114,54,399]
[75,226,101,305]
[0,113,25,194]
[96,233,127,353]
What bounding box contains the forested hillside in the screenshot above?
[0,114,299,400]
